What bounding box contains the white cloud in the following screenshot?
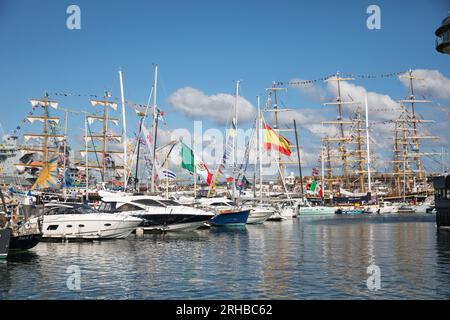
[399,69,450,100]
[168,87,256,124]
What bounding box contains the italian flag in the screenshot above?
[181,142,213,186]
[310,179,324,198]
[263,122,292,156]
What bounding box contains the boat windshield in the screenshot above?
[97,202,117,212]
[209,202,233,207]
[159,200,181,206]
[132,199,165,207]
[46,206,97,215]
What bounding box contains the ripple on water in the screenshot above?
[1,215,450,299]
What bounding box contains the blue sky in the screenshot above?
[0,0,449,175]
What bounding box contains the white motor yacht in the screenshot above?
[30,204,142,240]
[99,194,215,232]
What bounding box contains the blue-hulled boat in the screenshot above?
[209,209,250,226]
[196,197,250,226]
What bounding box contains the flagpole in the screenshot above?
[118,69,128,191]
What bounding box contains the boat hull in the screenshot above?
[279,206,296,218]
[133,213,215,232]
[267,212,286,221]
[0,229,11,259]
[209,210,250,226]
[34,214,142,240]
[298,207,336,216]
[247,209,273,224]
[9,234,42,250]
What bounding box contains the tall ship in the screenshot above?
[390,70,440,198]
[75,93,126,193]
[321,73,369,196]
[14,94,65,188]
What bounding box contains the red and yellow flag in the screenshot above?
[263,123,292,156]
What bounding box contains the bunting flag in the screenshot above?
[280,71,407,87]
[263,122,292,156]
[31,157,59,190]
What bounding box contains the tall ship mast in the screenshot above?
[391,70,440,196]
[321,73,360,191]
[265,82,296,182]
[15,94,64,183]
[346,108,370,193]
[78,93,125,186]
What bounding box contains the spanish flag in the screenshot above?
[263,123,292,156]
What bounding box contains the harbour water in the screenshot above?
[1,214,449,300]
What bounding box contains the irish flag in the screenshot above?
[181,142,213,186]
[263,122,292,156]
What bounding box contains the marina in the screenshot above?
[0,0,449,302]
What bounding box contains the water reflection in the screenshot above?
[0,215,449,299]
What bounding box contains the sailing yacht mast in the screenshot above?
[258,96,263,203]
[321,146,325,201]
[231,80,240,202]
[59,107,78,192]
[253,97,258,199]
[150,64,158,193]
[119,69,128,190]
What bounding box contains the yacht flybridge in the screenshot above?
[99,194,215,232]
